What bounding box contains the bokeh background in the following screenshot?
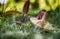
[0,0,60,11]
